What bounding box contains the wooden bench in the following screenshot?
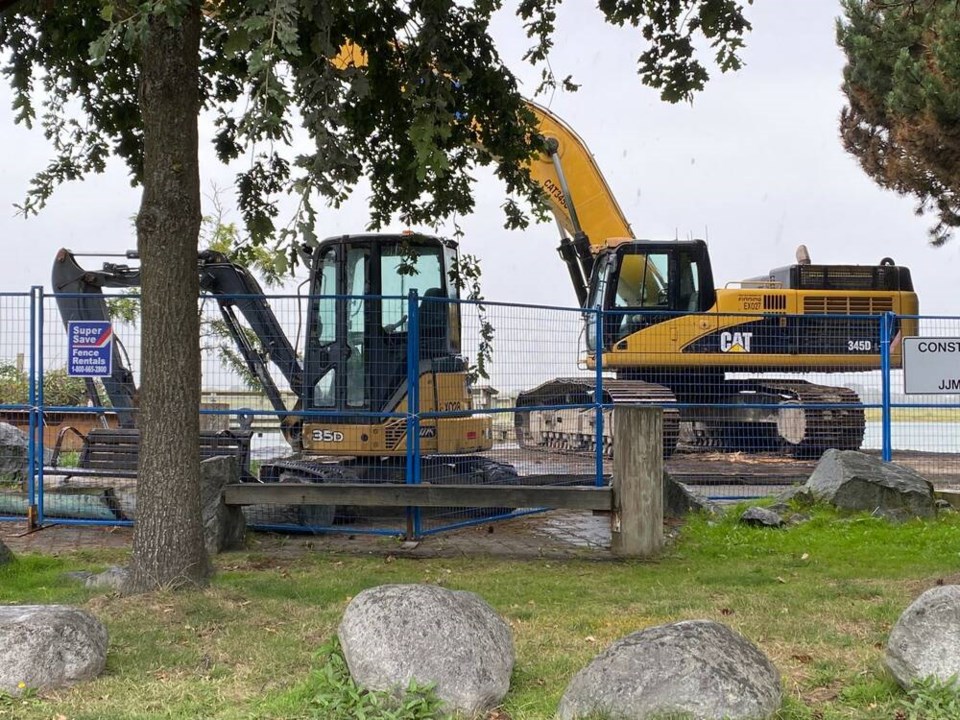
[46,427,256,482]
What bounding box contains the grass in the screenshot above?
[863,407,960,422]
[2,507,960,719]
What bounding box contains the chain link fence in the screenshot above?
[1,287,958,536]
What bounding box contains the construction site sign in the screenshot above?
[902,337,960,394]
[67,321,113,377]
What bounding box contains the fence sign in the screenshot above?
[67,321,113,377]
[902,337,960,394]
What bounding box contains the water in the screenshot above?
[863,421,960,454]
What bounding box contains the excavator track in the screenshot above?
[677,379,865,457]
[513,377,681,458]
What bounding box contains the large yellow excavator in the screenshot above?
[514,102,918,457]
[333,42,919,458]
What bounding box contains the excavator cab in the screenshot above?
[586,239,716,351]
[300,234,491,456]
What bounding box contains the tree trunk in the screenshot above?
[126,1,210,592]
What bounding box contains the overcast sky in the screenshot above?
[1,1,957,316]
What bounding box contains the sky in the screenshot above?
[1,1,958,317]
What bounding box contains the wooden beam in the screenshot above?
[223,482,612,511]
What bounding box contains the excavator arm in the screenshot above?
[51,247,312,440]
[524,101,635,305]
[333,43,635,307]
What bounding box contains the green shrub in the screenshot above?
[0,362,99,408]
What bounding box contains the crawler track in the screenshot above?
[514,377,864,459]
[677,379,865,457]
[514,377,681,458]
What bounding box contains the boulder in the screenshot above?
[664,471,717,518]
[0,423,52,481]
[0,422,28,480]
[0,538,12,565]
[805,450,935,520]
[558,619,782,720]
[0,605,108,694]
[885,585,960,689]
[740,506,785,528]
[200,456,245,553]
[85,566,129,591]
[338,584,513,717]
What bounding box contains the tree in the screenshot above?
[0,0,752,592]
[838,0,960,245]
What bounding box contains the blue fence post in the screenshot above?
[36,286,45,525]
[880,311,893,462]
[26,287,40,528]
[405,289,422,539]
[594,307,604,487]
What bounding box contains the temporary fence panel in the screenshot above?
[890,315,960,486]
[0,291,37,523]
[8,283,960,537]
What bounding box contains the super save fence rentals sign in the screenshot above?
[903,337,960,394]
[67,321,113,378]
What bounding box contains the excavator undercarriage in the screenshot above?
[514,376,865,459]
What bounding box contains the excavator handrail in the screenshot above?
[725,280,784,289]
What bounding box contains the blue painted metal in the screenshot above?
[594,308,604,487]
[26,288,38,519]
[36,286,45,524]
[880,312,893,462]
[246,523,400,537]
[38,519,134,528]
[24,292,946,535]
[405,290,422,538]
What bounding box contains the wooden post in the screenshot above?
[611,405,663,558]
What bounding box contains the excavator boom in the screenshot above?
[51,247,307,436]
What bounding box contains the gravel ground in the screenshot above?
[0,509,622,561]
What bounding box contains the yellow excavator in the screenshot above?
[332,42,919,458]
[513,102,918,457]
[52,236,514,488]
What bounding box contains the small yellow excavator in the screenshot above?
[52,235,515,487]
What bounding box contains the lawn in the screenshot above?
[2,506,960,719]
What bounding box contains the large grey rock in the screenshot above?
[0,605,108,694]
[664,471,717,518]
[85,566,129,590]
[0,538,12,565]
[0,422,28,480]
[740,507,784,528]
[338,584,513,717]
[200,456,245,553]
[885,585,960,689]
[558,619,782,720]
[0,423,52,481]
[805,450,935,520]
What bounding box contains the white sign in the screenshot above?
[902,338,960,394]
